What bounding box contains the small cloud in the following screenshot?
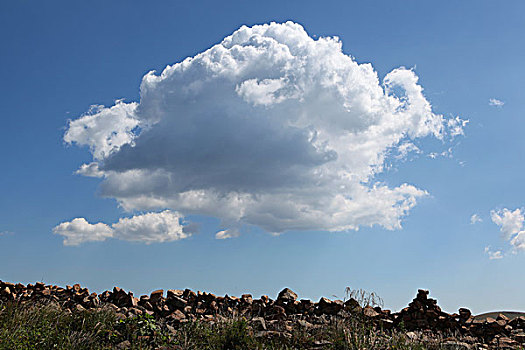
[75,162,105,178]
[447,116,469,137]
[487,207,525,257]
[428,147,453,160]
[0,231,14,236]
[470,214,482,224]
[395,142,421,160]
[489,98,504,107]
[53,210,191,246]
[484,246,503,260]
[491,208,524,240]
[215,229,240,240]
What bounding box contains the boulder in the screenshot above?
[167,295,187,310]
[277,288,297,303]
[363,306,380,318]
[241,294,253,304]
[458,308,471,322]
[167,289,184,299]
[318,297,343,315]
[150,289,164,303]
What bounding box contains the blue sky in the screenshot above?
[1,0,524,314]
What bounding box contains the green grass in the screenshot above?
[0,300,505,349]
[0,301,117,349]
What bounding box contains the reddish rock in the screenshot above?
[169,309,186,322]
[270,305,286,320]
[209,300,218,312]
[0,286,14,300]
[183,289,197,304]
[318,297,343,315]
[167,289,184,299]
[150,289,164,303]
[512,331,525,342]
[458,308,472,322]
[344,298,361,312]
[363,306,380,318]
[300,299,315,312]
[241,294,253,304]
[167,295,187,310]
[416,289,429,301]
[277,288,297,303]
[497,313,510,322]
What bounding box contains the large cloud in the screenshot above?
[53,210,190,246]
[64,21,464,236]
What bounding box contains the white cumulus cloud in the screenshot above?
[489,98,504,107]
[112,210,190,243]
[53,218,113,246]
[65,101,139,160]
[63,22,465,236]
[489,207,525,257]
[491,208,524,240]
[53,210,191,246]
[75,162,105,178]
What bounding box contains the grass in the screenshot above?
[0,301,117,349]
[0,299,513,349]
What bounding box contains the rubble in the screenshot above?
[0,280,523,348]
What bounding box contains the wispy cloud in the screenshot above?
[428,147,453,159]
[470,214,482,224]
[489,98,504,107]
[215,229,241,240]
[0,231,13,236]
[484,246,503,260]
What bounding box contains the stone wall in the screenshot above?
[1,280,524,348]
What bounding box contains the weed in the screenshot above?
[344,286,384,309]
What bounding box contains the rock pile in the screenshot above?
[1,280,525,348]
[395,289,461,331]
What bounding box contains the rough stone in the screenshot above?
[0,279,521,349]
[168,309,186,322]
[150,289,164,303]
[167,289,184,299]
[250,316,267,331]
[277,288,297,303]
[166,295,187,310]
[318,297,342,315]
[363,306,380,318]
